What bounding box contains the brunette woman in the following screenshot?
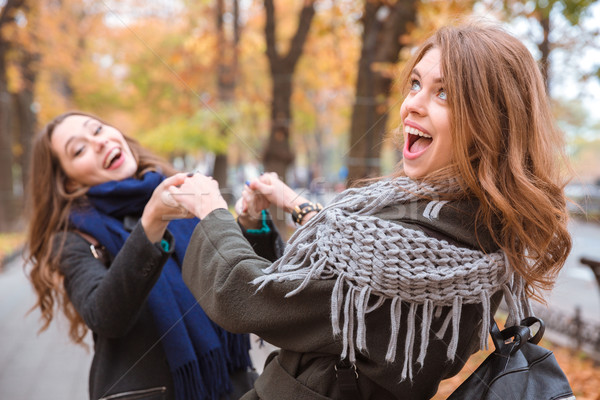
[26,111,254,400]
[171,22,572,399]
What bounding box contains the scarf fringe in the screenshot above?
[173,349,236,400]
[255,266,528,382]
[251,178,531,381]
[331,278,528,382]
[173,361,206,400]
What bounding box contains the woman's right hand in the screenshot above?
[248,173,309,214]
[141,173,191,243]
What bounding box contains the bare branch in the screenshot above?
[283,0,316,67]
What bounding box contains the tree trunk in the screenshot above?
[263,79,294,178]
[347,1,417,184]
[14,50,38,206]
[262,0,315,235]
[213,0,240,205]
[262,0,315,177]
[0,0,26,232]
[538,10,551,94]
[0,81,14,233]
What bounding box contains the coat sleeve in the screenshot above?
[237,212,285,262]
[57,222,173,337]
[182,209,339,354]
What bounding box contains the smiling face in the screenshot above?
[50,115,138,188]
[400,48,453,179]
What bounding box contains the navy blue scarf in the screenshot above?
[70,172,252,400]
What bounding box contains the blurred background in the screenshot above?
[1,0,600,398]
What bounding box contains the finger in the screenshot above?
[257,175,271,185]
[159,190,178,208]
[168,185,191,200]
[255,192,270,208]
[249,179,272,194]
[241,190,252,203]
[247,180,258,190]
[260,172,278,183]
[162,172,188,188]
[234,198,245,215]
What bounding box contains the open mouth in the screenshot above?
[103,147,123,169]
[406,126,432,154]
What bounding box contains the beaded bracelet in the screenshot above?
[291,202,323,225]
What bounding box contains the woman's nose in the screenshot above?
[404,91,427,115]
[90,135,108,151]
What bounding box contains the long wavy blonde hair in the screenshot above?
[26,111,177,344]
[395,22,572,300]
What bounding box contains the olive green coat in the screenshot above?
[182,201,502,400]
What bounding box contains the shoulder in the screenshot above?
[378,197,499,252]
[51,230,110,270]
[51,230,90,255]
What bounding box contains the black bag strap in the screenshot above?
[490,316,545,355]
[335,359,361,400]
[520,316,545,344]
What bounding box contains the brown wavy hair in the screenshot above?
[26,111,177,344]
[395,22,572,300]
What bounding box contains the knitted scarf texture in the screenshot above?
[70,172,252,400]
[253,177,531,380]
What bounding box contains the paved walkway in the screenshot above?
[0,256,91,399]
[0,256,275,400]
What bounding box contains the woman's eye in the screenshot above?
[437,88,447,100]
[74,146,85,157]
[93,125,103,135]
[410,79,421,91]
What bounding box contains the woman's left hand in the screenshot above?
[235,186,270,230]
[141,172,192,243]
[169,173,228,219]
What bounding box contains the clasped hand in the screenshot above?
[168,172,310,226]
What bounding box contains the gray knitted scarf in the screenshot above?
[252,177,531,380]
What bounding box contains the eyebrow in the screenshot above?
[412,68,443,84]
[63,118,94,153]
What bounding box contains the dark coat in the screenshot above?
[57,221,255,400]
[182,199,503,400]
[58,222,176,400]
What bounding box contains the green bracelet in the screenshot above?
[160,239,170,252]
[246,210,271,234]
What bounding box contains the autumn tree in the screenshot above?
[481,0,600,93]
[346,0,417,183]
